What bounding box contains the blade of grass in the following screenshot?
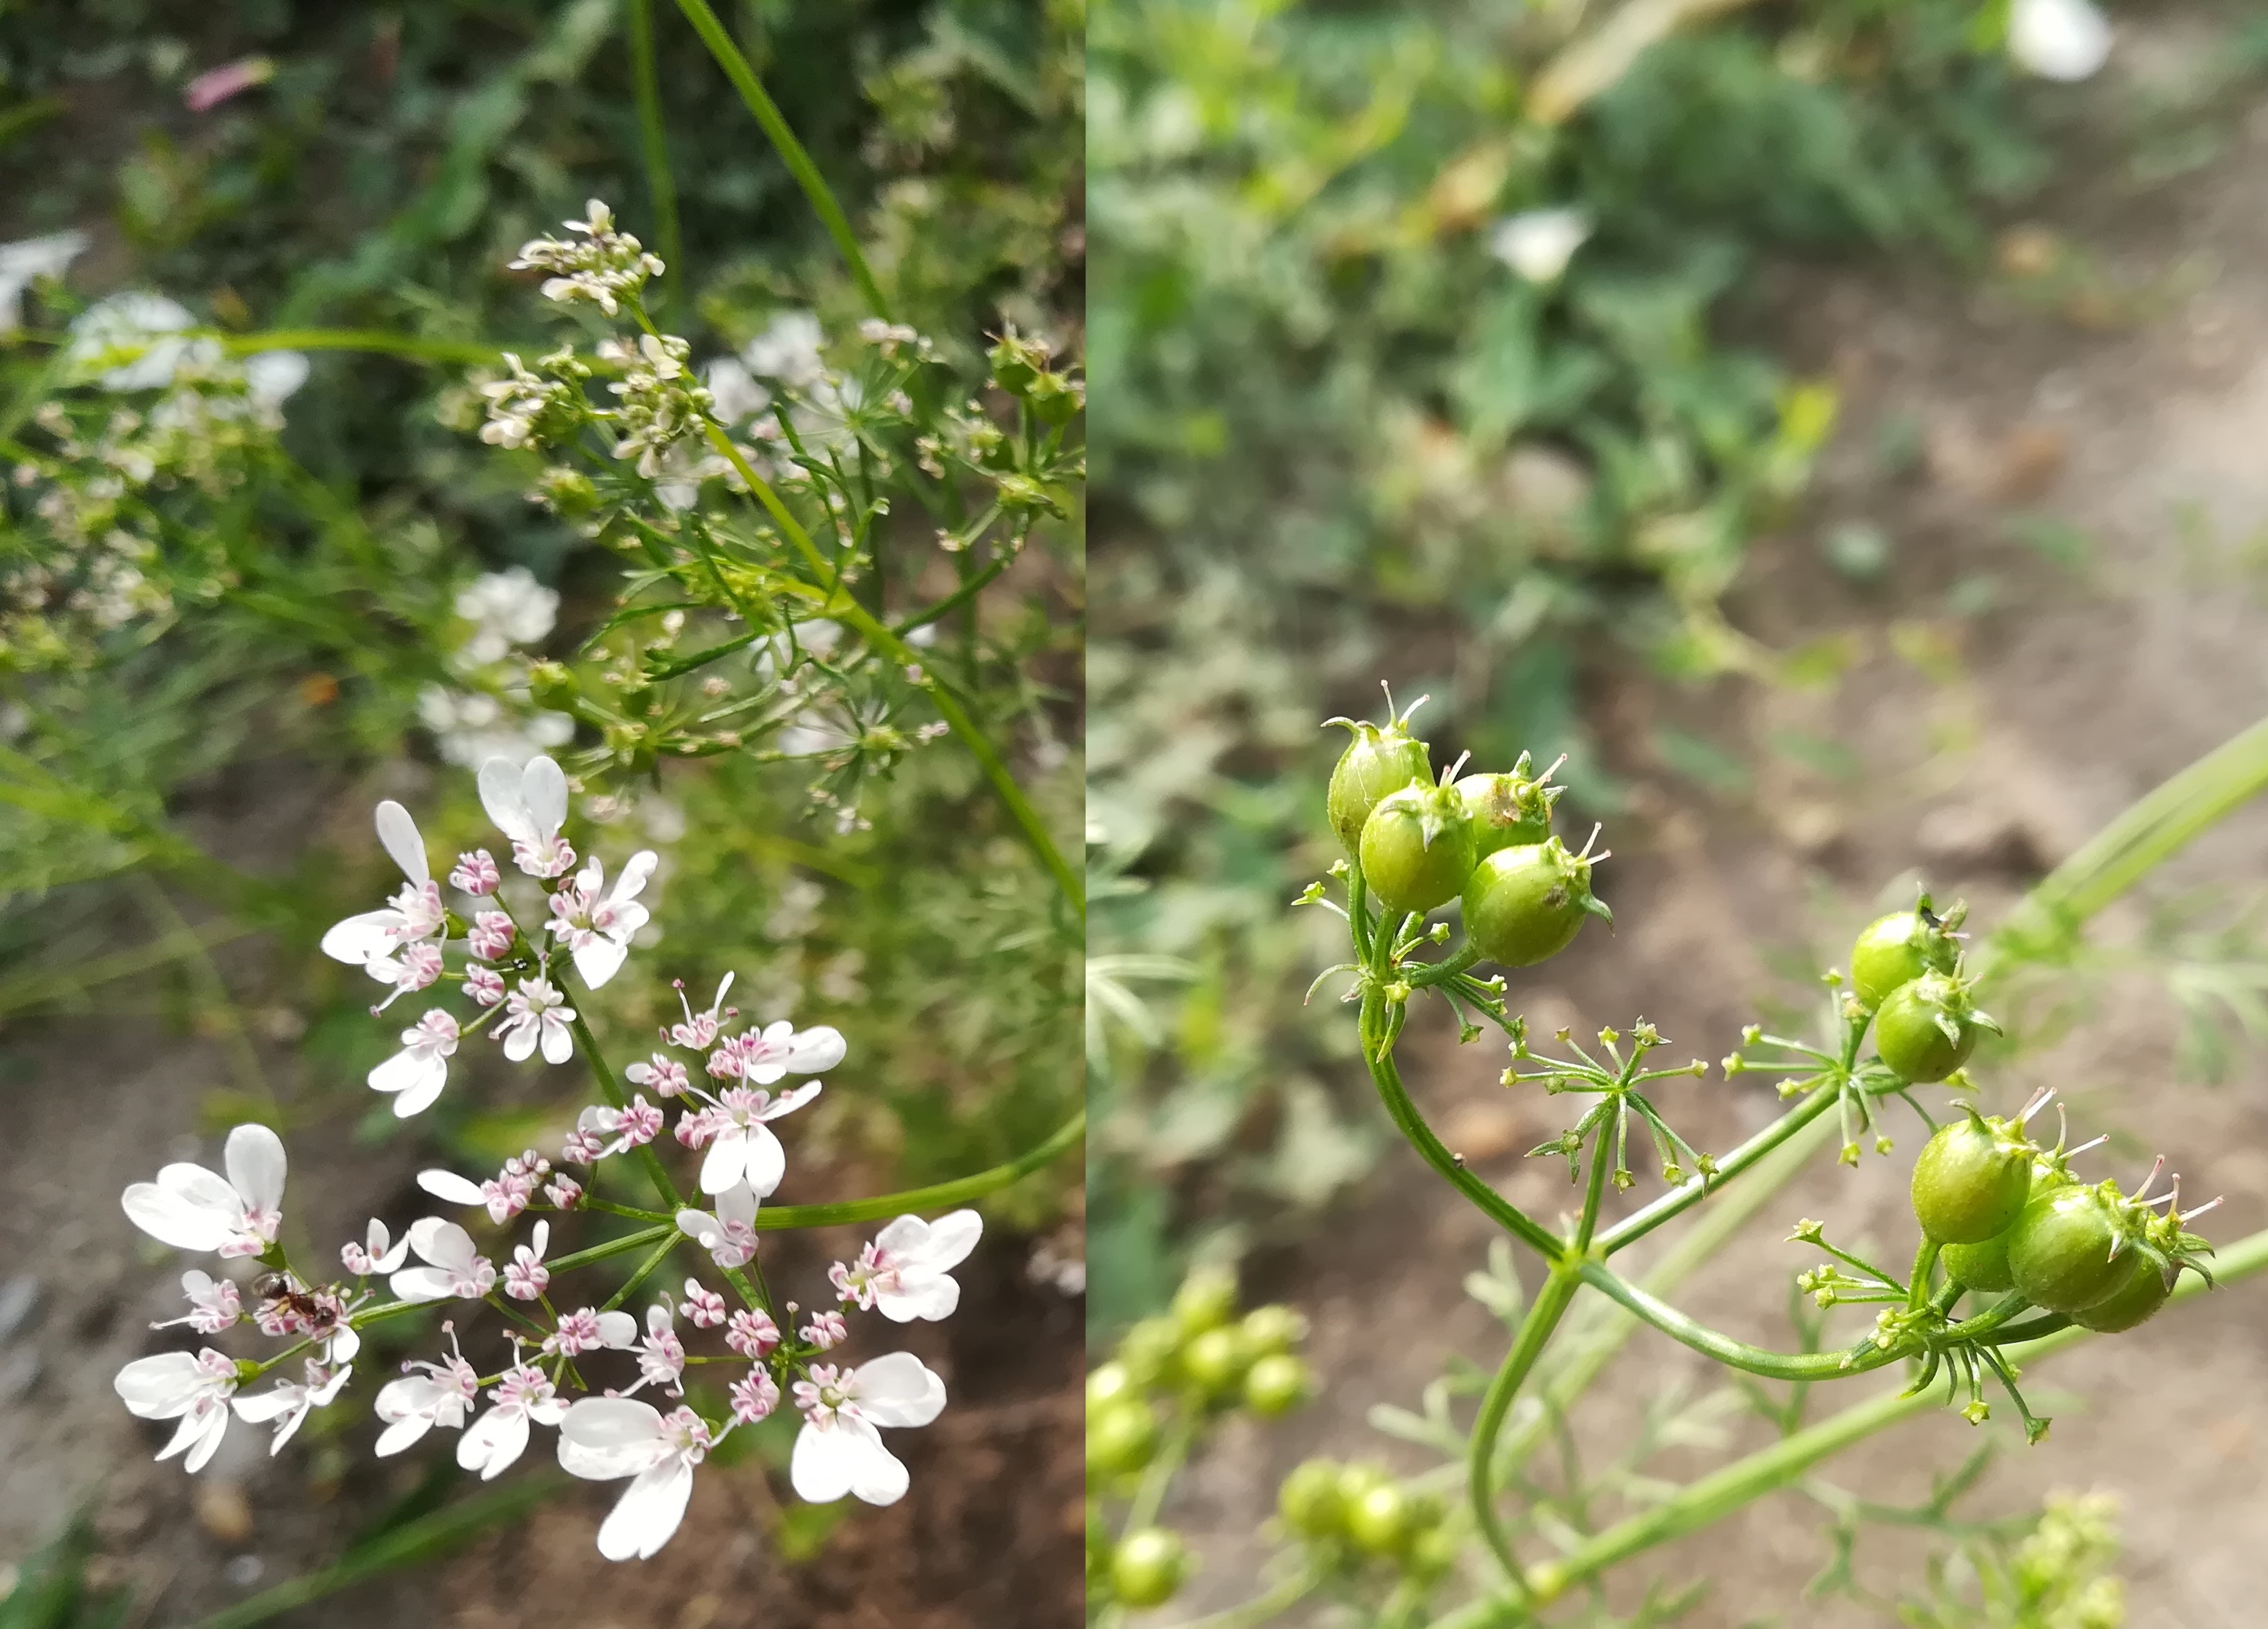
[627,0,686,328]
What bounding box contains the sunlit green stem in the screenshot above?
[755,1110,1084,1230]
[671,0,891,318]
[568,1009,681,1212]
[626,0,685,329]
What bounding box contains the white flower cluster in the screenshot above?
[417,567,574,769]
[507,200,664,318]
[116,751,986,1560]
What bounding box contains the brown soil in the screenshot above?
[1162,36,2268,1629]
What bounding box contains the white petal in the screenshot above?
[573,938,628,989]
[328,1327,361,1364]
[370,1046,446,1101]
[122,1182,234,1253]
[558,1397,664,1479]
[373,800,429,885]
[181,1409,231,1473]
[417,1170,488,1206]
[409,1216,475,1270]
[792,1417,905,1505]
[224,1124,287,1214]
[244,349,310,408]
[594,1310,638,1348]
[598,1458,694,1561]
[877,1272,959,1324]
[460,1404,530,1480]
[388,1267,461,1303]
[478,757,535,843]
[612,851,659,903]
[374,1413,435,1457]
[699,1129,748,1196]
[394,1071,448,1118]
[743,1124,787,1198]
[231,1386,299,1424]
[114,1352,207,1418]
[674,1207,717,1241]
[918,1209,983,1271]
[2010,0,2111,79]
[375,1375,440,1423]
[755,1081,822,1121]
[320,910,402,966]
[715,1183,759,1228]
[522,755,569,835]
[785,1026,846,1073]
[504,1021,539,1062]
[540,1019,575,1064]
[853,1353,946,1428]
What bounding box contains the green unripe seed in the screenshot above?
[1327,721,1432,853]
[1873,973,1991,1083]
[1243,1353,1312,1417]
[1909,1115,2032,1244]
[1087,1362,1135,1412]
[1462,837,1609,968]
[1278,1459,1345,1538]
[1182,1326,1252,1397]
[1360,784,1477,915]
[1455,759,1560,860]
[2005,1185,2132,1314]
[1942,1234,2016,1293]
[1111,1528,1188,1608]
[2072,1252,2175,1333]
[1171,1269,1240,1339]
[1345,1482,1410,1555]
[1115,1317,1184,1390]
[1849,903,1960,1012]
[1086,1400,1160,1480]
[1406,1522,1459,1580]
[1240,1304,1309,1355]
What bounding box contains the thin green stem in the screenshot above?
[1466,1271,1574,1599]
[699,421,1081,919]
[1598,1064,1842,1254]
[601,1230,684,1312]
[567,1009,683,1212]
[548,1223,677,1277]
[222,328,504,366]
[755,1109,1083,1229]
[671,0,891,319]
[627,0,685,330]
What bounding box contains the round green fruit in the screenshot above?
[2005,1185,2131,1315]
[1115,1317,1184,1389]
[1240,1304,1308,1355]
[1406,1522,1459,1581]
[1873,973,1991,1084]
[1327,719,1433,853]
[1171,1270,1240,1339]
[1087,1362,1135,1411]
[1360,785,1477,915]
[1111,1528,1189,1608]
[1942,1234,2016,1294]
[1244,1353,1312,1417]
[2071,1251,2174,1333]
[1278,1459,1345,1538]
[1345,1482,1410,1555]
[1182,1326,1251,1398]
[1462,837,1610,968]
[1910,1115,2032,1244]
[1086,1400,1160,1479]
[1455,755,1561,860]
[1849,901,1961,1012]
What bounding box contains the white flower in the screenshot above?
[790,1353,946,1506]
[695,1083,820,1197]
[151,1270,243,1336]
[419,686,575,770]
[115,1348,240,1473]
[122,1123,287,1258]
[0,231,88,333]
[1490,208,1591,283]
[496,975,576,1064]
[831,1210,983,1322]
[388,1218,498,1303]
[479,753,576,878]
[455,567,559,666]
[416,1169,489,1207]
[243,349,310,407]
[713,1019,846,1084]
[674,1183,760,1269]
[742,311,825,387]
[503,1219,552,1301]
[368,1008,460,1117]
[64,292,213,390]
[627,1301,687,1397]
[321,800,446,977]
[545,851,659,989]
[373,1330,480,1457]
[231,1359,352,1454]
[703,356,769,424]
[558,1399,715,1560]
[460,1364,568,1480]
[340,1219,409,1277]
[2009,0,2110,80]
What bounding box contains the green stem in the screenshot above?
[1407,941,1482,988]
[549,1223,676,1276]
[755,1109,1083,1229]
[1466,1272,1574,1597]
[626,0,685,330]
[601,1230,684,1312]
[671,0,891,319]
[221,328,504,366]
[567,1009,683,1211]
[700,421,1081,919]
[1163,1570,1319,1629]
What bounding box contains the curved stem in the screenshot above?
[1407,941,1481,989]
[1598,1064,1842,1254]
[1361,985,1564,1264]
[671,0,891,319]
[755,1109,1083,1230]
[699,420,1081,919]
[1466,1272,1574,1598]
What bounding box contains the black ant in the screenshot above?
[254,1272,330,1329]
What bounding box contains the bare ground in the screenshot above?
[1161,45,2268,1629]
